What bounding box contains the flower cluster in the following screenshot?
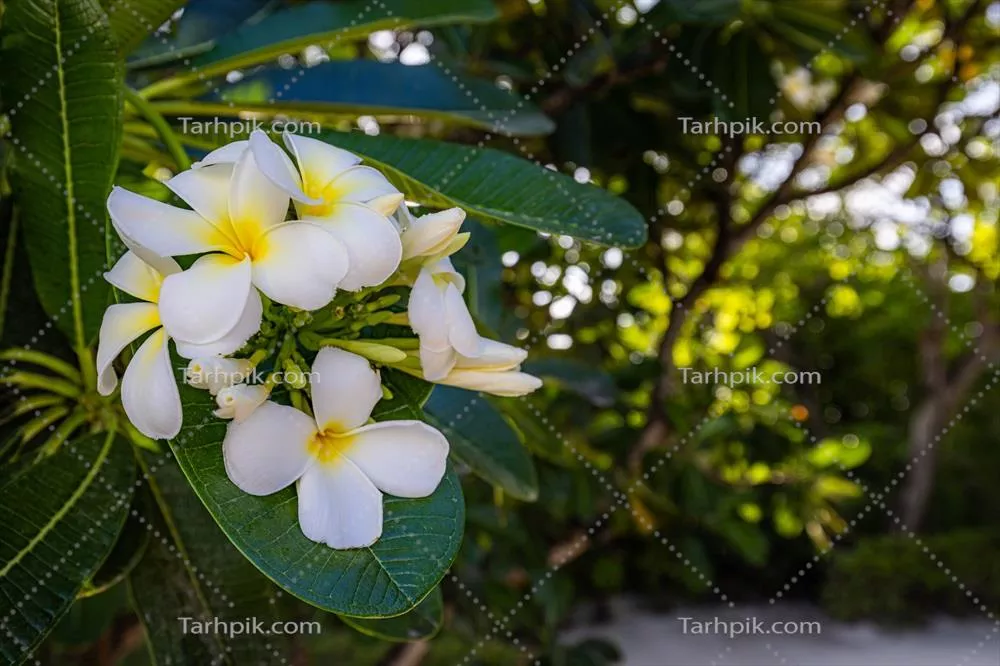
[96,130,541,548]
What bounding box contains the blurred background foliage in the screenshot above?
[5,0,999,663]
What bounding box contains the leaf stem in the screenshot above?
[122,88,192,170]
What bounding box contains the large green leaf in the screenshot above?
[99,0,187,54]
[2,0,124,346]
[0,432,135,664]
[425,386,538,501]
[129,454,291,665]
[320,132,648,247]
[190,0,500,80]
[340,585,443,641]
[203,60,554,136]
[128,0,275,68]
[169,383,464,617]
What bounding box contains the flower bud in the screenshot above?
[437,369,542,397]
[185,357,253,395]
[401,208,466,261]
[429,338,540,397]
[326,340,408,364]
[214,384,269,421]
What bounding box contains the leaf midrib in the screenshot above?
[0,430,114,578]
[52,1,86,351]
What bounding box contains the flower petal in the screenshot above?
[158,253,253,344]
[107,186,233,259]
[408,268,449,350]
[229,142,291,249]
[173,288,262,359]
[323,166,402,216]
[104,251,174,303]
[305,203,402,291]
[121,329,182,439]
[311,347,382,433]
[223,401,316,495]
[296,459,382,549]
[192,140,248,168]
[283,133,361,192]
[344,421,448,498]
[96,303,161,396]
[249,129,322,205]
[444,283,482,358]
[419,344,457,382]
[455,338,526,371]
[251,222,348,310]
[165,164,238,242]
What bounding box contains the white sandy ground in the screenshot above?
[563,598,1000,666]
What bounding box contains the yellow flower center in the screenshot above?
[296,178,337,218]
[307,428,355,465]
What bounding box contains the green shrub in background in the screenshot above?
[823,530,1000,625]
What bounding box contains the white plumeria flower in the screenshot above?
[250,133,405,290]
[223,348,449,549]
[96,252,260,439]
[408,257,483,381]
[214,384,269,421]
[400,207,467,261]
[107,131,350,344]
[185,357,253,395]
[435,339,543,397]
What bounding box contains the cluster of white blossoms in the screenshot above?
[96,130,541,548]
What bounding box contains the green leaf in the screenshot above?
[0,432,135,664]
[79,502,149,598]
[372,369,434,421]
[128,454,291,665]
[128,0,275,68]
[768,1,875,64]
[99,0,187,54]
[207,61,554,136]
[712,31,777,121]
[320,132,648,247]
[2,0,124,347]
[340,586,443,641]
[0,203,55,351]
[425,386,538,501]
[169,383,464,617]
[191,0,500,80]
[487,396,569,465]
[650,0,742,25]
